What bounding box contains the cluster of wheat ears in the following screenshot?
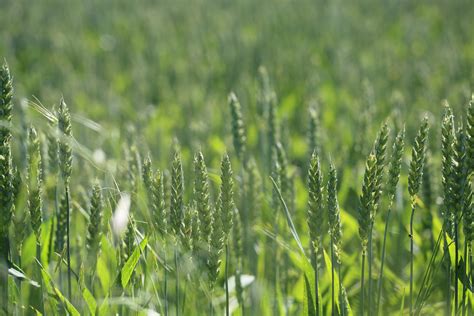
[0,61,473,315]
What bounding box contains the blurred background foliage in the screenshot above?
[1,0,472,166]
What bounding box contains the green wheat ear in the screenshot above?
[372,121,390,210]
[441,106,455,236]
[194,151,212,246]
[467,96,474,174]
[328,163,342,263]
[86,182,103,255]
[27,127,43,241]
[170,147,184,242]
[207,202,224,288]
[387,128,405,205]
[408,117,429,199]
[359,154,377,251]
[308,102,321,157]
[55,192,68,253]
[228,92,247,162]
[0,60,14,238]
[219,152,234,243]
[152,169,167,238]
[58,98,73,184]
[307,151,324,253]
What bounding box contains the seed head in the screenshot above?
[58,98,73,184]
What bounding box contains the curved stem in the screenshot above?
[313,247,320,316]
[331,237,335,315]
[455,220,459,315]
[377,208,392,315]
[368,227,373,316]
[65,184,72,300]
[175,248,179,316]
[462,242,467,316]
[409,202,415,316]
[361,250,366,316]
[164,248,168,316]
[339,261,344,316]
[225,243,230,316]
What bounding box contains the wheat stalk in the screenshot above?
[408,116,429,316]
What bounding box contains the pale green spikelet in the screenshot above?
[194,151,212,245]
[358,154,377,251]
[328,163,342,263]
[307,151,324,253]
[58,98,73,184]
[229,92,247,162]
[408,117,429,199]
[27,127,43,241]
[170,148,184,241]
[152,169,167,238]
[86,182,102,255]
[386,128,405,206]
[219,153,234,243]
